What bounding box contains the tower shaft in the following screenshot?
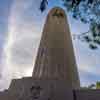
[32,7,80,89]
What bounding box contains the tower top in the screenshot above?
[49,7,65,14]
[46,7,66,20]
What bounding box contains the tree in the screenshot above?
[40,0,100,50]
[81,81,100,89]
[81,84,96,89]
[40,0,48,12]
[96,81,100,89]
[88,83,96,89]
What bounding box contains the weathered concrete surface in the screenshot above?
[32,7,80,89]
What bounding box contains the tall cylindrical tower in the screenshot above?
[32,7,80,89]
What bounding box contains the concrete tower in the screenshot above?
[32,7,80,89]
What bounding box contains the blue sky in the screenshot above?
[0,0,12,57]
[0,0,100,91]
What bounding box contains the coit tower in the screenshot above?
[32,7,80,89]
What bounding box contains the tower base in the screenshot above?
[8,77,73,100]
[1,77,100,100]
